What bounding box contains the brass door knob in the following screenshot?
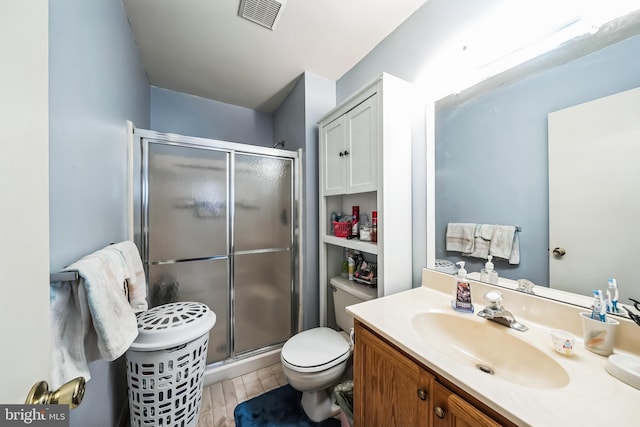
[416,388,427,400]
[552,247,566,257]
[26,377,86,409]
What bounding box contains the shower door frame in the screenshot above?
[132,127,302,365]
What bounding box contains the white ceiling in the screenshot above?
[122,0,428,112]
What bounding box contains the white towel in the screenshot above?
[508,233,520,265]
[477,224,496,240]
[50,250,139,388]
[105,241,148,313]
[446,223,476,253]
[464,224,493,259]
[489,225,519,264]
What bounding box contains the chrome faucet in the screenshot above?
[477,290,528,332]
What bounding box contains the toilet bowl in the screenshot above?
[281,278,376,422]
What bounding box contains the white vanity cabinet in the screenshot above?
[321,94,377,196]
[318,73,413,326]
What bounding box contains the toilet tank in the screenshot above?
[330,277,377,332]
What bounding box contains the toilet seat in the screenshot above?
[281,327,350,373]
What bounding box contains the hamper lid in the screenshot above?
[130,302,216,351]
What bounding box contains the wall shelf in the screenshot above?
[323,235,378,255]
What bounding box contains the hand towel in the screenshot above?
[446,223,476,253]
[508,233,520,265]
[105,241,148,313]
[50,250,139,389]
[464,224,493,259]
[489,225,518,264]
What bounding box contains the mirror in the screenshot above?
[430,10,640,316]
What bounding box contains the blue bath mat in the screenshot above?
[234,385,342,427]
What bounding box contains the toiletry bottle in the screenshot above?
[479,255,499,285]
[608,278,619,313]
[348,257,355,280]
[371,211,377,242]
[452,261,474,313]
[591,289,606,321]
[351,205,360,238]
[598,290,607,321]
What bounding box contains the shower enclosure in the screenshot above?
[133,129,300,365]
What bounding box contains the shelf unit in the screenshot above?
[318,73,414,327]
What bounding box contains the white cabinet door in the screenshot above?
[347,95,377,194]
[321,115,347,196]
[321,95,378,196]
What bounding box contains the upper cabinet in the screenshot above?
[318,73,414,326]
[321,95,377,195]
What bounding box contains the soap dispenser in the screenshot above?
[452,261,474,313]
[480,255,499,285]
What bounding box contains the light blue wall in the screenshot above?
[435,34,640,286]
[337,0,470,287]
[336,0,489,286]
[150,87,274,146]
[337,0,640,286]
[49,0,150,425]
[273,76,306,151]
[273,72,336,329]
[337,0,492,101]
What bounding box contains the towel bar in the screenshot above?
[50,271,79,282]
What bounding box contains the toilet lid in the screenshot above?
[282,327,350,372]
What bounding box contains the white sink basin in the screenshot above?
[412,311,570,389]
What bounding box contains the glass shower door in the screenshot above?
[233,153,293,354]
[145,141,230,364]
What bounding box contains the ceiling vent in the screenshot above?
[238,0,287,30]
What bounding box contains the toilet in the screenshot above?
[281,278,376,422]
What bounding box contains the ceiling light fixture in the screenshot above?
[238,0,288,30]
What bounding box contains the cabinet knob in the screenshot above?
[434,406,445,419]
[343,150,349,156]
[339,151,344,157]
[416,389,428,401]
[552,247,566,256]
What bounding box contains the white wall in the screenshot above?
[0,0,50,404]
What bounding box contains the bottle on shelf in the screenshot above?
[371,211,377,243]
[348,257,355,280]
[351,205,359,238]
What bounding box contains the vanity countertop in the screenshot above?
[346,269,640,426]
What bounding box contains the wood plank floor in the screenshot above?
[197,363,288,427]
